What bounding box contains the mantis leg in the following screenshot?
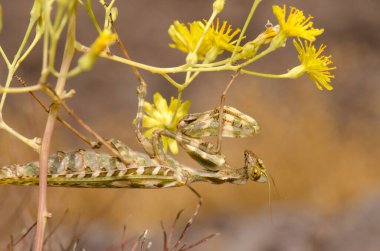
[106,138,134,159]
[152,129,227,171]
[151,129,168,165]
[134,77,155,157]
[213,70,240,154]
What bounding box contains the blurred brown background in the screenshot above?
[1,0,380,250]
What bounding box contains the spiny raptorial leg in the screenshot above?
[213,69,241,154]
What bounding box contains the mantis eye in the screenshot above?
[244,150,268,183]
[253,169,259,179]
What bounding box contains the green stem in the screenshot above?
[80,0,102,33]
[193,11,217,56]
[238,43,276,68]
[0,46,10,67]
[240,69,288,78]
[193,58,229,68]
[161,73,182,89]
[40,0,51,83]
[15,31,43,69]
[0,120,40,151]
[230,0,262,61]
[0,84,42,94]
[0,16,37,112]
[75,42,189,73]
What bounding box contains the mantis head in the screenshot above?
[244,150,267,183]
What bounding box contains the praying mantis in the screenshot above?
[0,93,267,188]
[134,71,262,172]
[0,138,266,188]
[0,71,268,188]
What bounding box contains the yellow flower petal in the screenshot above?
[143,128,156,139]
[141,92,191,154]
[142,116,162,128]
[91,30,118,54]
[153,93,169,115]
[168,138,179,155]
[142,102,157,117]
[208,19,242,53]
[168,21,210,60]
[178,100,191,117]
[168,19,241,62]
[273,5,324,42]
[162,136,169,153]
[168,97,179,113]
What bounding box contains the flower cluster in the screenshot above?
[140,4,337,154]
[271,5,335,90]
[167,4,335,91]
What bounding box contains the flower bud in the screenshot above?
[204,46,220,63]
[213,0,225,13]
[240,42,258,59]
[111,7,118,22]
[186,52,198,65]
[286,65,305,79]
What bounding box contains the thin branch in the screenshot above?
[160,221,168,251]
[0,84,43,94]
[0,46,11,67]
[167,209,185,247]
[59,100,132,164]
[4,222,37,251]
[0,120,41,151]
[34,2,77,250]
[111,25,146,86]
[172,186,203,250]
[130,230,148,251]
[43,209,69,246]
[230,0,262,61]
[180,233,219,251]
[15,75,95,147]
[75,42,188,74]
[120,225,127,251]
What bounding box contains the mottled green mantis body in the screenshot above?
[0,139,267,188]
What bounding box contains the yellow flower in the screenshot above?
[168,19,241,61]
[169,21,210,60]
[289,39,336,90]
[142,93,191,154]
[90,30,118,54]
[78,30,118,71]
[208,19,241,53]
[273,5,324,42]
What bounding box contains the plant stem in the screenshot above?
[230,0,262,61]
[240,69,288,78]
[33,2,77,250]
[0,15,37,112]
[0,84,43,93]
